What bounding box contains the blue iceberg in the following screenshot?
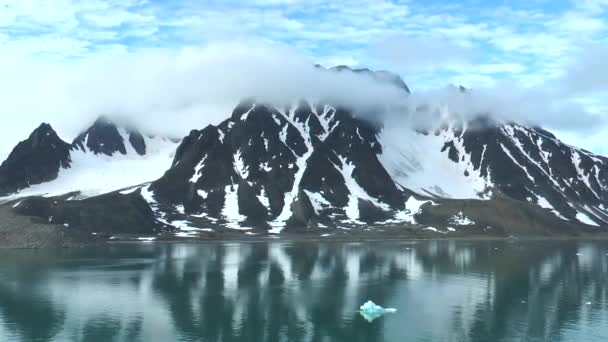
[359,301,397,322]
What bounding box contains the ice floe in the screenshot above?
[359,301,397,322]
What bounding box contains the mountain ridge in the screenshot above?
[0,117,178,199]
[0,123,72,196]
[1,69,607,244]
[134,98,608,235]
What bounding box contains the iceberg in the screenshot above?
[359,300,397,322]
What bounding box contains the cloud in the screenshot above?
[368,35,473,71]
[1,0,607,156]
[403,83,604,133]
[557,44,608,96]
[1,39,605,157]
[0,40,410,155]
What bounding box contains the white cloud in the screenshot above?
[368,35,473,72]
[446,74,497,89]
[0,0,607,157]
[475,63,526,74]
[1,38,606,158]
[318,55,360,68]
[404,83,604,134]
[575,0,608,14]
[0,41,410,154]
[557,44,608,96]
[2,36,91,58]
[81,10,154,28]
[554,11,605,34]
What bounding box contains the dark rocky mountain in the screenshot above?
[0,117,162,198]
[442,120,608,225]
[72,116,147,156]
[1,67,607,242]
[0,124,71,196]
[328,65,411,94]
[382,112,608,227]
[136,95,608,235]
[149,100,405,232]
[12,190,164,236]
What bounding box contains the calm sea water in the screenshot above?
[0,240,607,342]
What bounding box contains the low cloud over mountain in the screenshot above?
[0,41,606,157]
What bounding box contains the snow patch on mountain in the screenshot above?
[450,211,475,226]
[240,104,256,121]
[533,195,568,220]
[379,124,492,199]
[257,188,270,209]
[501,125,561,189]
[233,150,249,180]
[172,220,213,233]
[334,156,390,224]
[269,104,316,233]
[304,190,330,214]
[197,190,208,199]
[576,211,599,227]
[499,143,535,182]
[571,150,602,200]
[1,136,177,200]
[388,196,434,224]
[190,155,208,183]
[119,186,140,195]
[222,184,249,230]
[536,195,553,210]
[141,184,169,225]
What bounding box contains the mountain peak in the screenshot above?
[29,123,61,143]
[35,122,53,131]
[150,99,404,230]
[0,123,71,195]
[72,116,147,156]
[327,65,411,94]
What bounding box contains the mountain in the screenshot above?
[0,123,71,196]
[0,118,178,199]
[148,100,405,232]
[1,67,607,243]
[72,116,148,156]
[380,111,608,226]
[328,65,411,94]
[129,97,608,236]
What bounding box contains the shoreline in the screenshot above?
[3,233,608,250]
[104,233,608,245]
[2,202,608,249]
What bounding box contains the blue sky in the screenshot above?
[1,0,606,87]
[0,0,608,155]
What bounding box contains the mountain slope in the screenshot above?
[328,65,411,94]
[148,100,404,232]
[0,124,71,196]
[379,109,608,227]
[125,96,608,235]
[72,116,148,156]
[1,67,607,240]
[0,118,178,200]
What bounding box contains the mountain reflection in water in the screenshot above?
[0,240,607,342]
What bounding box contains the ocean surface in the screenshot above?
[0,240,607,341]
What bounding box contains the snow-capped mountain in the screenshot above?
[380,109,608,227]
[147,99,405,232]
[326,65,411,94]
[0,117,178,199]
[2,67,608,239]
[133,95,608,234]
[72,116,149,156]
[0,123,71,195]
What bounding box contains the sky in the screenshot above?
[1,0,608,159]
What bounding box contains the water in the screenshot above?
[0,240,607,342]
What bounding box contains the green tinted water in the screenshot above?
[0,240,607,341]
